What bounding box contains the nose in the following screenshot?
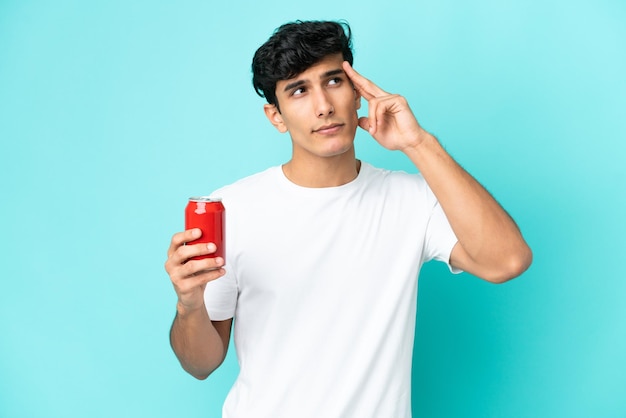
[314,90,334,117]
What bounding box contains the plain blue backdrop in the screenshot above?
[1,0,625,417]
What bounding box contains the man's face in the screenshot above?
[264,53,361,161]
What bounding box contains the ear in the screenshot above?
[264,104,288,133]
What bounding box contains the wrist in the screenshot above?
[176,300,206,317]
[402,129,437,156]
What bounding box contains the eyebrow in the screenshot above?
[282,68,345,92]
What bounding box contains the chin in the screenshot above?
[321,142,354,158]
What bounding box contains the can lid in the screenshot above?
[189,196,222,202]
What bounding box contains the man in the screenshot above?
[165,20,532,417]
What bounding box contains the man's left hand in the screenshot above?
[343,61,429,152]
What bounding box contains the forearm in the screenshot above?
[404,132,532,281]
[170,303,226,380]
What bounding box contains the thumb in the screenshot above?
[358,116,371,132]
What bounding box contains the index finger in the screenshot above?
[167,228,201,257]
[342,61,387,100]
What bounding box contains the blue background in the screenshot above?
[1,0,625,417]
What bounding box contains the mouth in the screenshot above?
[313,123,344,135]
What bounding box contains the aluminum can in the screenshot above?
[185,197,225,260]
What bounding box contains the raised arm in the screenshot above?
[165,228,232,378]
[343,62,532,283]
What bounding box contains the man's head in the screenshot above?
[252,20,354,112]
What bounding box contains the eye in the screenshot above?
[292,87,306,96]
[328,77,341,86]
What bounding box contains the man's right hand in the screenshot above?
[165,228,226,313]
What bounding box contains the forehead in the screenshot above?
[277,53,345,87]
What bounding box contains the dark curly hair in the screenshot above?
[251,20,354,111]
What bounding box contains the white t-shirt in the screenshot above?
[206,162,459,418]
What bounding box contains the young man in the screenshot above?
[165,20,532,417]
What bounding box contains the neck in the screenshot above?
[282,152,361,188]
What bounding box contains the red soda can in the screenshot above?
[185,197,225,260]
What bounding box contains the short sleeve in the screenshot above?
[204,189,238,320]
[204,269,238,320]
[423,200,462,274]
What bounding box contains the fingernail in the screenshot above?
[215,257,224,266]
[207,243,216,251]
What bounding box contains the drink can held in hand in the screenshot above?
[185,197,225,260]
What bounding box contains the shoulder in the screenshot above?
[361,162,429,191]
[359,162,438,211]
[210,166,281,200]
